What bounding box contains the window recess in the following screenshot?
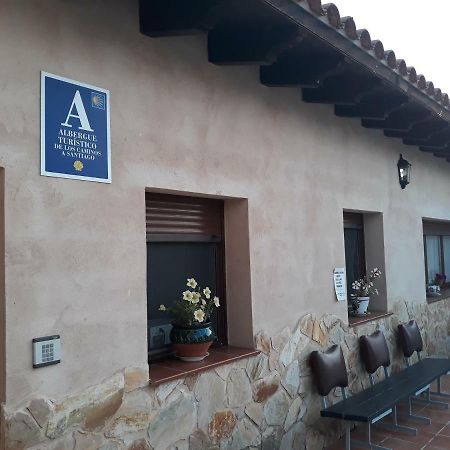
[343,212,366,301]
[423,220,450,289]
[146,193,227,361]
[343,210,387,315]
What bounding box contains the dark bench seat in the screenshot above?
[322,358,450,423]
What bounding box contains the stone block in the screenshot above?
[263,389,290,426]
[281,360,300,398]
[255,332,271,355]
[208,410,237,444]
[73,430,104,450]
[252,372,280,403]
[261,426,283,450]
[147,392,196,450]
[105,389,155,438]
[244,402,264,427]
[124,367,149,393]
[284,396,304,431]
[27,398,54,429]
[246,354,269,381]
[195,371,226,428]
[128,439,153,450]
[231,417,261,449]
[47,372,124,438]
[226,368,252,408]
[6,410,42,449]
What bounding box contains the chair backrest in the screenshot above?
[398,320,423,359]
[310,345,349,397]
[360,330,391,375]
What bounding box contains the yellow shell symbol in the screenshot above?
[73,160,84,171]
[92,95,100,106]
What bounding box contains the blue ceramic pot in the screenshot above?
[170,322,215,344]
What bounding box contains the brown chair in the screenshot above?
[360,330,390,385]
[398,320,448,413]
[360,330,416,435]
[310,345,391,450]
[310,345,348,400]
[398,320,423,362]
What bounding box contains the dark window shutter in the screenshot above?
[146,193,224,239]
[343,212,364,230]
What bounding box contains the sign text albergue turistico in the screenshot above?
[41,72,111,183]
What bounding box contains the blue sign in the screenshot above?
[41,72,111,183]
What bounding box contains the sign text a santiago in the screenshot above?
[41,72,111,183]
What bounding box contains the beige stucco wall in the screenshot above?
[0,0,449,411]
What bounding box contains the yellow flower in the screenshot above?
[203,287,211,299]
[187,278,197,289]
[194,309,205,323]
[182,290,193,302]
[73,160,84,171]
[213,296,220,307]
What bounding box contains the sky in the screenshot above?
[335,0,449,93]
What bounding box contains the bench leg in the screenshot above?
[350,423,392,450]
[398,397,431,424]
[413,387,448,409]
[376,406,417,435]
[431,376,450,399]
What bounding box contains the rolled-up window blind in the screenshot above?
[146,193,223,240]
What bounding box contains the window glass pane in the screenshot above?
[344,228,365,298]
[425,235,441,283]
[147,242,218,355]
[443,236,450,280]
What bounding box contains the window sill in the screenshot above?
[348,311,393,327]
[149,346,260,386]
[427,289,450,304]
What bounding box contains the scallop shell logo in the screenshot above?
[73,160,84,172]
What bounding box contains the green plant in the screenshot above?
[351,267,382,297]
[158,277,220,327]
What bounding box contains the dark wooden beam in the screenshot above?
[208,26,300,65]
[418,127,450,150]
[139,0,223,37]
[362,106,431,132]
[334,94,408,119]
[382,117,445,139]
[260,53,344,87]
[302,76,382,105]
[420,146,450,156]
[402,121,450,146]
[432,152,450,159]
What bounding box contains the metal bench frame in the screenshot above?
[321,388,392,450]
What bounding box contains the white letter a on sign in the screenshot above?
[61,90,94,132]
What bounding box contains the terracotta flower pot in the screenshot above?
[170,322,215,362]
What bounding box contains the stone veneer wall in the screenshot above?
[4,300,450,450]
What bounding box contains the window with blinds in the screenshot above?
[146,192,227,361]
[343,212,366,301]
[423,220,450,286]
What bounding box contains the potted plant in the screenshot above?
[427,273,446,296]
[158,277,220,362]
[350,267,382,315]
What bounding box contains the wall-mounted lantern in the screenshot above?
[397,154,411,189]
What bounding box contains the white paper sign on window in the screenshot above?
[334,268,347,302]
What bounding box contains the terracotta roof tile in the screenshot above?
[301,0,448,110]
